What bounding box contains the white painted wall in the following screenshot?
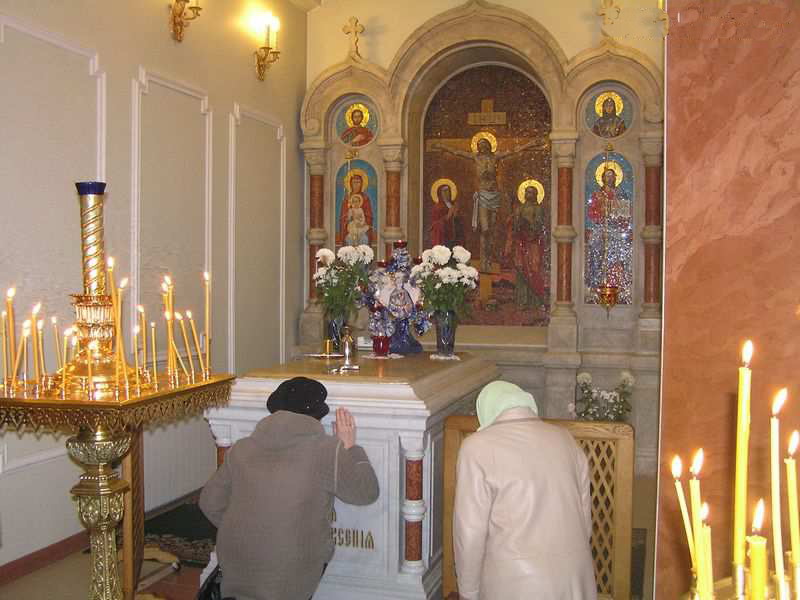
[0,0,307,565]
[307,0,665,84]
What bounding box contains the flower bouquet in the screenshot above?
[313,245,373,350]
[410,245,478,358]
[573,371,634,422]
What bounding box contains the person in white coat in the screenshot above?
[453,381,597,600]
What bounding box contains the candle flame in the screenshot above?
[690,448,704,475]
[164,275,172,286]
[161,282,169,293]
[164,311,172,320]
[150,321,156,328]
[186,310,194,319]
[700,502,710,522]
[119,278,128,290]
[742,340,754,366]
[671,456,682,478]
[134,325,140,335]
[773,388,788,415]
[37,320,43,331]
[71,335,78,346]
[790,431,800,456]
[204,271,210,282]
[32,302,41,315]
[22,320,31,335]
[107,257,114,269]
[137,305,145,314]
[175,312,183,320]
[51,316,57,324]
[753,498,765,532]
[6,287,16,299]
[63,327,74,336]
[2,311,6,318]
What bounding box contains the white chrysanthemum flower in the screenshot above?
[312,266,328,281]
[421,249,434,264]
[577,372,592,385]
[620,371,635,386]
[430,245,452,265]
[452,246,471,264]
[411,264,429,279]
[337,246,360,265]
[356,245,374,263]
[437,266,460,284]
[316,248,335,266]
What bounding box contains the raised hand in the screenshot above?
[334,407,357,449]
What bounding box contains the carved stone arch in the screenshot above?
[388,0,570,136]
[565,36,664,132]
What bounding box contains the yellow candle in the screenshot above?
[30,303,41,382]
[117,279,130,386]
[37,320,45,377]
[672,456,696,568]
[749,499,768,600]
[1,310,7,383]
[70,334,78,363]
[171,338,189,379]
[133,325,140,387]
[700,504,713,599]
[772,389,787,597]
[164,310,174,378]
[137,305,147,373]
[786,431,800,567]
[204,272,211,373]
[61,328,71,396]
[22,324,29,384]
[175,312,195,381]
[186,310,206,375]
[734,340,753,566]
[658,0,664,10]
[6,288,16,367]
[689,449,705,593]
[150,321,158,387]
[10,322,26,388]
[87,340,97,399]
[51,316,61,370]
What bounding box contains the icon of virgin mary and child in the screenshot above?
[338,169,374,247]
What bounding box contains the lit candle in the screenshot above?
[270,16,279,50]
[11,320,27,388]
[165,276,176,376]
[6,288,16,366]
[1,310,7,383]
[87,340,97,399]
[133,325,140,387]
[117,278,130,386]
[51,316,61,370]
[658,0,664,11]
[772,388,788,598]
[749,499,768,600]
[734,340,753,567]
[164,310,174,379]
[204,272,211,373]
[161,282,172,375]
[30,303,41,382]
[186,310,206,375]
[150,321,158,387]
[61,327,71,396]
[672,456,696,569]
[264,19,271,48]
[689,449,705,593]
[137,305,147,373]
[37,320,45,378]
[786,431,800,568]
[107,257,117,312]
[175,312,195,381]
[22,321,30,385]
[70,333,78,363]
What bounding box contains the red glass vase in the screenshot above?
[372,335,390,357]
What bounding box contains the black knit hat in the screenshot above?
[266,377,329,420]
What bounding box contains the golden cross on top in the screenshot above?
[342,16,365,59]
[597,0,621,26]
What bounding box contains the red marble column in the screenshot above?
[216,446,228,467]
[556,165,574,304]
[403,453,425,569]
[308,172,325,299]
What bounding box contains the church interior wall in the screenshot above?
[656,1,800,597]
[0,0,308,565]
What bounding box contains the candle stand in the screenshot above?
[0,182,232,600]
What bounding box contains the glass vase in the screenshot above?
[372,335,390,357]
[327,315,346,352]
[434,310,458,357]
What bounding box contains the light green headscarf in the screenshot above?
[476,380,539,431]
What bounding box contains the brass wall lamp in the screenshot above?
[170,0,202,42]
[255,15,280,80]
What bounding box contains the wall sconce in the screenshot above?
[254,16,280,80]
[170,0,202,42]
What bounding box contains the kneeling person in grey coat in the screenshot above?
[199,377,380,600]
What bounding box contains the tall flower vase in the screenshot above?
[433,310,458,358]
[327,315,346,352]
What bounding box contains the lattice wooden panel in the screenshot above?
[578,438,616,596]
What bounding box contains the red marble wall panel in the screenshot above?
[657,2,800,598]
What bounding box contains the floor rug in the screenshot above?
[143,500,216,567]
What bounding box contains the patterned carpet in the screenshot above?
[144,500,216,567]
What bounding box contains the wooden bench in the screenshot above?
[442,415,634,599]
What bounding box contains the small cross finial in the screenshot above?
[597,0,621,26]
[342,16,365,59]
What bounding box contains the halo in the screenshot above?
[344,168,369,192]
[345,103,371,127]
[430,178,458,204]
[594,91,624,117]
[470,131,498,153]
[595,160,624,187]
[517,179,545,204]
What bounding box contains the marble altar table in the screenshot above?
[205,352,499,600]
